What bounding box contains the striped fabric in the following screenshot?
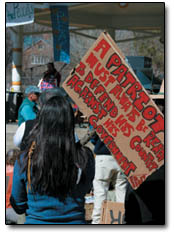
[40,79,57,91]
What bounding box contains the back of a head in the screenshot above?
[47,62,55,71]
[38,95,75,138]
[38,88,68,108]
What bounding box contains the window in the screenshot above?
[38,44,44,50]
[31,55,48,65]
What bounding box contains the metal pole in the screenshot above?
[11,26,23,92]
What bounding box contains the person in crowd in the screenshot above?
[124,165,165,225]
[124,102,165,225]
[91,133,128,224]
[39,62,61,91]
[17,86,40,126]
[14,88,79,151]
[10,95,95,224]
[6,148,20,224]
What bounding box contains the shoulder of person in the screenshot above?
[14,151,27,172]
[22,104,33,110]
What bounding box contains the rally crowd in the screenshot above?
[6,63,165,225]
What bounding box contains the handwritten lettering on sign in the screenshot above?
[100,201,125,224]
[110,210,125,224]
[62,32,164,189]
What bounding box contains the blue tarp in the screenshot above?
[50,5,70,63]
[135,70,152,90]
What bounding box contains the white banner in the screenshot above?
[6,3,34,27]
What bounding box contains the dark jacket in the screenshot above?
[124,165,165,225]
[91,133,111,155]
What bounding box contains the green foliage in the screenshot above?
[133,33,164,77]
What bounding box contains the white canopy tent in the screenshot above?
[6,2,164,91]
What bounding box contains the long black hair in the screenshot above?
[20,95,90,198]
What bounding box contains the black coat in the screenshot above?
[124,165,165,225]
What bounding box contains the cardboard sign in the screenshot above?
[62,32,164,189]
[100,201,125,224]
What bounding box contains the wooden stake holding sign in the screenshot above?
[62,32,164,189]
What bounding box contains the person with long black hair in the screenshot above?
[10,95,95,224]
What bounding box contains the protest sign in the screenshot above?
[62,32,164,189]
[100,201,125,224]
